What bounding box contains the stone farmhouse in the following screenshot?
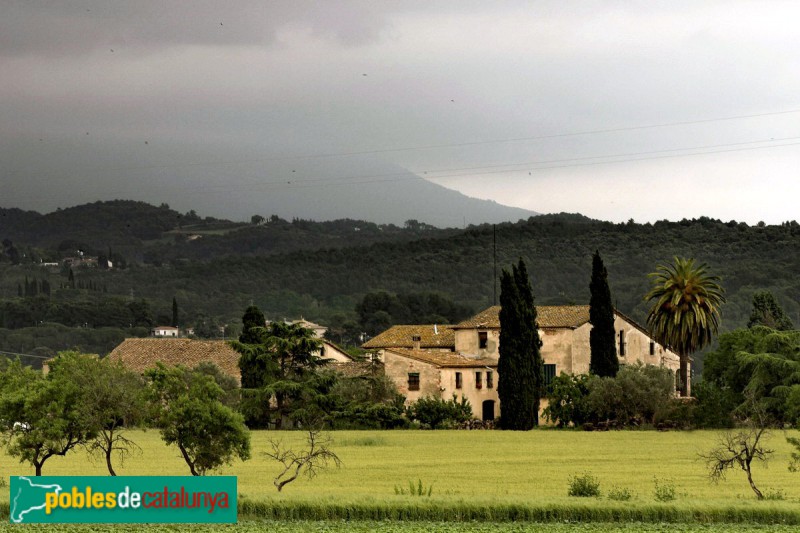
[109,338,243,383]
[109,337,354,384]
[363,305,681,421]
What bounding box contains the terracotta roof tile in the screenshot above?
[108,338,242,384]
[453,305,592,329]
[385,348,497,368]
[331,361,383,378]
[362,325,455,349]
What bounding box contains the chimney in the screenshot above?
[412,335,421,350]
[434,324,438,335]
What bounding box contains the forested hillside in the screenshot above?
[0,200,459,263]
[1,204,798,366]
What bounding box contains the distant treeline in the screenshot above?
[1,203,798,365]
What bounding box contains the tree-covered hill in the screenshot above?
[0,200,461,263]
[1,208,798,365]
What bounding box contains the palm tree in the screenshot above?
[645,257,725,397]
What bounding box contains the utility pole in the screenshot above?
[493,224,497,306]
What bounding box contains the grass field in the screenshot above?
[0,523,798,532]
[2,429,799,526]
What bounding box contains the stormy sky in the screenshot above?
[2,1,799,224]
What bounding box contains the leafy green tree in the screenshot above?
[232,318,328,428]
[406,395,473,429]
[233,306,273,427]
[585,363,675,425]
[704,327,800,426]
[328,370,407,429]
[543,373,593,428]
[589,250,618,377]
[146,363,250,476]
[48,351,146,476]
[0,359,97,475]
[645,257,725,397]
[747,291,794,331]
[498,259,543,430]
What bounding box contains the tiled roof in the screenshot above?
[362,325,455,349]
[453,305,592,329]
[108,338,242,384]
[385,348,497,368]
[331,361,383,378]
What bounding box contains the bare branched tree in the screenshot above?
[700,399,773,500]
[264,430,342,492]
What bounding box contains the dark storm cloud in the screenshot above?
[1,1,799,223]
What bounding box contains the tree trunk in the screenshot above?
[746,467,763,500]
[106,447,117,476]
[35,462,42,476]
[178,443,199,476]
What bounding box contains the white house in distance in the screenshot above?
[363,305,682,421]
[151,326,179,337]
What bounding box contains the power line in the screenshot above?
[5,133,800,203]
[143,135,800,191]
[0,349,51,360]
[8,107,800,176]
[217,134,800,190]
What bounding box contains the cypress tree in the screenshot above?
[589,250,619,377]
[171,297,179,327]
[498,258,543,430]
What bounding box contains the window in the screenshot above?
[619,330,626,357]
[487,371,494,389]
[408,372,420,391]
[543,364,557,392]
[478,331,488,349]
[455,372,462,389]
[649,340,655,356]
[475,371,483,389]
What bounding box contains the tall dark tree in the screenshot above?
[589,251,618,377]
[239,305,266,344]
[232,316,327,429]
[747,291,794,331]
[497,259,543,430]
[171,297,179,328]
[237,305,268,388]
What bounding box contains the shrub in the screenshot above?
[567,472,601,497]
[653,477,676,502]
[585,363,674,426]
[690,381,738,428]
[406,395,472,429]
[543,373,593,427]
[764,488,786,501]
[607,486,633,501]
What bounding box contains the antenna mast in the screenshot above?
[493,224,497,305]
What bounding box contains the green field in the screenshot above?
[0,520,798,533]
[2,429,799,527]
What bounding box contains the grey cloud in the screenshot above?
[0,0,400,57]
